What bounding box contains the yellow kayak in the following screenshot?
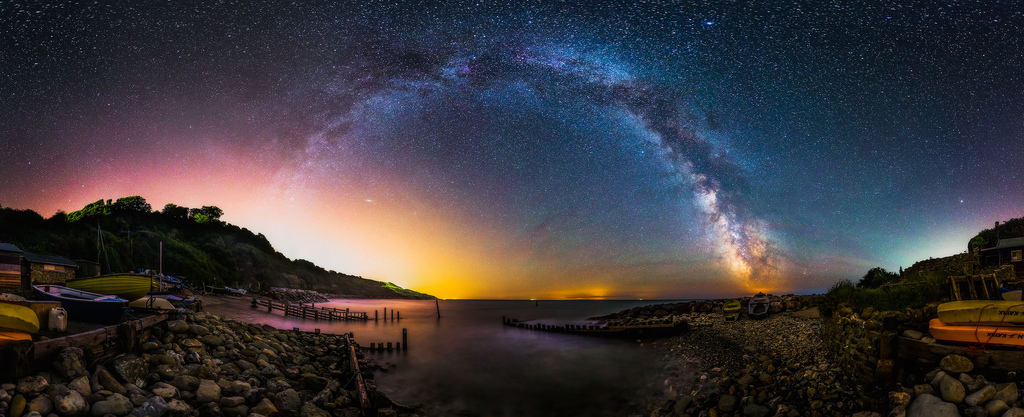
[0,303,40,334]
[723,299,741,321]
[929,318,1024,348]
[0,331,32,347]
[937,301,1024,326]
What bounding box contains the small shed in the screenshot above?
[22,251,78,285]
[980,237,1024,279]
[0,243,27,292]
[74,259,102,278]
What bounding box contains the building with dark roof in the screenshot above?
[22,251,78,285]
[980,237,1024,279]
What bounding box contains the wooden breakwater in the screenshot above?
[503,316,687,338]
[252,298,369,320]
[0,310,172,378]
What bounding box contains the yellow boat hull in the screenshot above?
[0,303,40,334]
[723,300,741,320]
[65,274,154,301]
[937,301,1024,326]
[930,318,1024,348]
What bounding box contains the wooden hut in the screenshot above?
[0,243,26,292]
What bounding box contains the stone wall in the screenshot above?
[28,263,74,285]
[821,303,935,386]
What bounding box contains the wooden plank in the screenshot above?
[346,336,372,413]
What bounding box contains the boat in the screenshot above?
[0,331,32,347]
[64,273,155,301]
[33,285,128,324]
[929,318,1024,348]
[748,292,771,318]
[129,296,177,311]
[723,299,741,321]
[0,303,40,333]
[937,300,1024,326]
[0,293,26,304]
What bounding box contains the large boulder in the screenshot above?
[940,355,974,374]
[112,355,150,388]
[908,394,960,417]
[96,367,128,395]
[17,376,49,394]
[54,348,89,380]
[131,396,168,417]
[939,375,966,403]
[195,379,221,404]
[91,393,134,417]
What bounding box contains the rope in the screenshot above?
[959,302,1024,355]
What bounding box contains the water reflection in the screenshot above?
[208,299,672,416]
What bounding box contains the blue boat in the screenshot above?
[33,284,127,324]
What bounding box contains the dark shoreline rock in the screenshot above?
[0,311,416,417]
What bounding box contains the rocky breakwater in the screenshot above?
[0,311,412,417]
[890,353,1024,417]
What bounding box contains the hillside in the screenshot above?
[0,197,435,299]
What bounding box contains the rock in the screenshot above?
[966,385,997,407]
[168,376,199,393]
[717,394,738,412]
[91,393,134,417]
[11,394,28,417]
[17,376,49,394]
[1002,408,1024,417]
[908,393,960,417]
[275,388,301,412]
[195,380,221,404]
[940,355,974,374]
[200,335,223,347]
[96,368,128,395]
[965,406,989,417]
[167,321,190,333]
[914,384,936,397]
[890,391,912,407]
[219,397,245,407]
[993,383,1018,404]
[903,330,924,340]
[215,380,250,398]
[149,383,178,400]
[163,399,192,417]
[851,413,881,417]
[221,405,248,417]
[189,325,210,336]
[112,356,150,388]
[25,394,53,416]
[742,404,770,417]
[939,375,966,403]
[986,400,1010,417]
[69,376,92,396]
[54,348,89,380]
[53,388,89,416]
[197,402,222,417]
[249,398,278,416]
[131,396,168,417]
[298,374,329,392]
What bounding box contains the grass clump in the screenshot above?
[818,271,948,317]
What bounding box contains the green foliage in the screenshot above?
[819,270,948,317]
[0,197,435,299]
[857,267,900,289]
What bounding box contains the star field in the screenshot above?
[2,1,1023,299]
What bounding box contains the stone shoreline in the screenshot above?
[0,306,416,417]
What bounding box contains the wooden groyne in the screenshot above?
[0,311,172,378]
[251,298,368,320]
[503,316,687,338]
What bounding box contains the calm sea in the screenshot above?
[208,299,682,416]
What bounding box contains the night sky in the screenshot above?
[3,1,1023,299]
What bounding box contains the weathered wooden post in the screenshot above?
[391,310,394,321]
[375,310,378,321]
[383,307,387,321]
[402,328,408,350]
[397,311,400,321]
[435,299,441,319]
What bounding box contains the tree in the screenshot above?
[162,203,190,220]
[190,206,224,223]
[857,267,899,289]
[113,196,152,213]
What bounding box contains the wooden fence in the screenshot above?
[251,298,368,321]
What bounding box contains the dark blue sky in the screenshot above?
[2,1,1022,298]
